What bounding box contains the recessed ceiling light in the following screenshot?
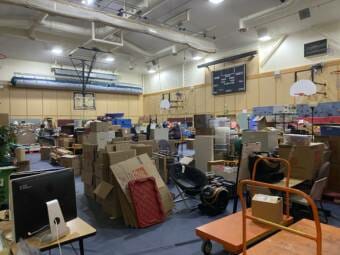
[209,0,224,4]
[82,0,95,5]
[148,28,158,34]
[51,47,63,56]
[193,55,203,61]
[258,35,272,42]
[148,68,156,74]
[105,56,115,62]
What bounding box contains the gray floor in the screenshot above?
[26,152,340,255]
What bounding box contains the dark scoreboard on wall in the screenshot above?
[212,64,246,95]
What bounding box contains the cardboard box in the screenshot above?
[279,143,325,180]
[60,155,81,171]
[0,113,9,126]
[83,132,115,149]
[109,125,121,132]
[94,181,122,219]
[111,154,173,227]
[90,121,110,132]
[315,136,340,164]
[84,183,95,199]
[130,144,153,157]
[15,147,26,162]
[252,194,283,224]
[137,140,159,152]
[40,146,52,161]
[16,160,30,172]
[327,163,340,193]
[58,137,75,148]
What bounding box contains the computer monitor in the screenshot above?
[9,169,77,242]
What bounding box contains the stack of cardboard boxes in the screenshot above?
[83,122,116,149]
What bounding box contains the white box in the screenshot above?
[242,131,279,152]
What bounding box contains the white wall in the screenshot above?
[0,58,143,86]
[144,21,340,93]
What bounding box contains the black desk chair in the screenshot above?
[169,163,207,210]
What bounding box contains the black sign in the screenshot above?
[212,64,246,95]
[304,39,328,57]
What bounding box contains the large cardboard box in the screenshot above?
[242,131,279,152]
[0,113,9,126]
[94,181,122,219]
[60,155,81,175]
[40,146,53,161]
[16,160,30,172]
[252,194,283,224]
[111,154,173,227]
[130,144,153,157]
[89,121,110,132]
[315,136,340,164]
[327,163,340,193]
[279,143,325,180]
[83,132,115,149]
[58,137,75,148]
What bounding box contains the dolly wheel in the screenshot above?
[201,240,212,255]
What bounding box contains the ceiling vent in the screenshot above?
[299,8,311,20]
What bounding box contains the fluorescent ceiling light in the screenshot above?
[209,0,224,4]
[148,68,156,74]
[51,47,63,56]
[193,55,203,61]
[258,35,272,42]
[148,28,157,34]
[105,56,115,62]
[82,0,95,5]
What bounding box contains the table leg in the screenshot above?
[79,239,84,255]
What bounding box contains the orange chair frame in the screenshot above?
[238,179,322,255]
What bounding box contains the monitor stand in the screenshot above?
[40,199,70,243]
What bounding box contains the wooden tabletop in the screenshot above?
[196,209,293,254]
[245,219,340,255]
[0,217,96,253]
[274,177,305,188]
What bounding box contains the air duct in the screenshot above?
[2,0,216,53]
[11,77,143,95]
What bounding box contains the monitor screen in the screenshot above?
[10,169,77,242]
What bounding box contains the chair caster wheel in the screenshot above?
[201,240,212,255]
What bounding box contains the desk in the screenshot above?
[0,217,96,255]
[196,209,293,254]
[245,219,340,255]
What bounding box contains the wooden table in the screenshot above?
[274,177,305,188]
[245,219,340,255]
[196,208,293,254]
[0,216,96,255]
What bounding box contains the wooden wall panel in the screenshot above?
[258,77,276,106]
[194,86,205,113]
[224,94,235,113]
[96,93,107,116]
[27,90,43,116]
[205,85,214,113]
[57,91,72,116]
[107,94,119,113]
[235,93,247,112]
[0,86,10,113]
[276,73,294,105]
[185,89,195,115]
[246,79,259,110]
[128,95,139,116]
[43,90,57,116]
[214,95,224,114]
[10,88,26,116]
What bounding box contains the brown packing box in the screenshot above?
[137,140,159,153]
[82,144,98,162]
[252,194,283,224]
[105,144,116,152]
[60,155,81,170]
[109,125,121,132]
[90,121,110,132]
[94,181,122,219]
[327,163,340,193]
[81,171,95,186]
[40,146,53,161]
[315,136,340,164]
[111,154,173,215]
[279,143,324,180]
[0,113,9,126]
[16,160,30,172]
[84,183,95,199]
[58,137,75,148]
[115,143,131,151]
[130,144,153,158]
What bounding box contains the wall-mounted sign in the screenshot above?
[73,92,96,110]
[212,64,246,95]
[304,39,328,57]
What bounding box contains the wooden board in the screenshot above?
[43,90,57,116]
[196,209,293,254]
[245,219,340,255]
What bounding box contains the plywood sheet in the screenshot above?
[258,77,276,106]
[96,93,107,116]
[276,73,294,105]
[214,94,224,113]
[205,85,214,113]
[57,91,72,116]
[194,86,205,113]
[0,86,10,113]
[224,94,236,113]
[43,90,57,116]
[128,95,139,116]
[246,79,259,110]
[235,93,247,112]
[107,94,119,113]
[10,88,26,116]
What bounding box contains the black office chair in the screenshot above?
[169,163,208,210]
